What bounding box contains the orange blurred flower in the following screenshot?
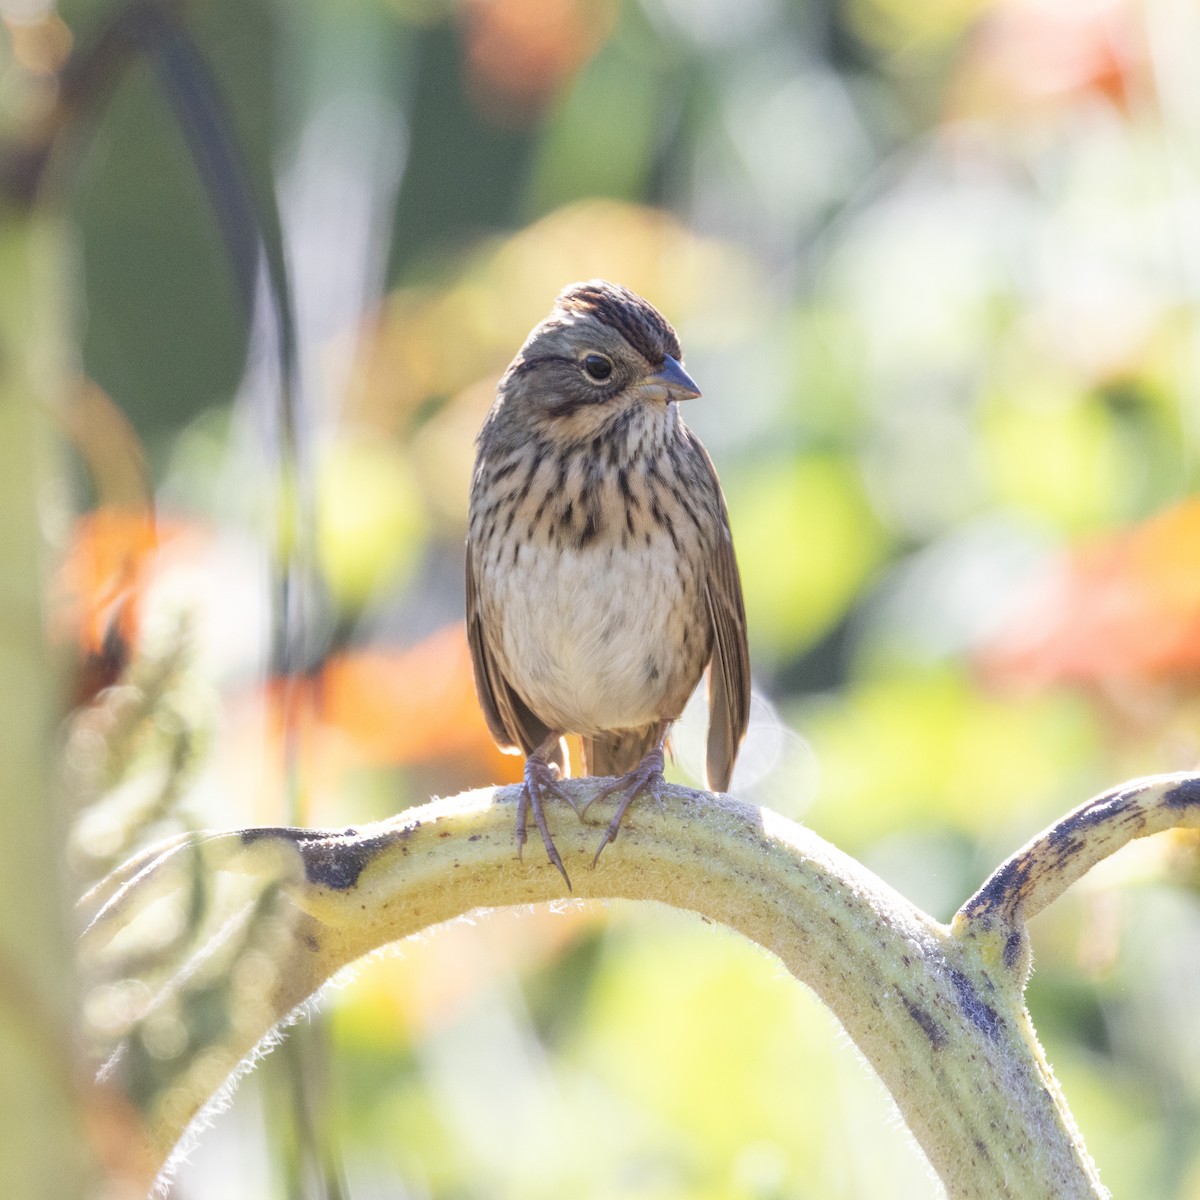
[981,498,1200,690]
[53,508,160,659]
[239,622,523,824]
[949,0,1143,119]
[320,622,518,772]
[460,0,618,124]
[52,509,199,706]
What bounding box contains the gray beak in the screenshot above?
[648,355,701,401]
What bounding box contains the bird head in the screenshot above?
[488,280,700,445]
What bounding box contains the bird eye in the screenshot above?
[582,353,614,382]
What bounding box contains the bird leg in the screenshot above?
[587,723,670,867]
[518,734,574,889]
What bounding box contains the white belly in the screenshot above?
[485,534,704,735]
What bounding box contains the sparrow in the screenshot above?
[466,279,750,886]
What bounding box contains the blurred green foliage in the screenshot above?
[25,0,1200,1194]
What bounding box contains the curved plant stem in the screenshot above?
[958,772,1200,932]
[84,774,1200,1198]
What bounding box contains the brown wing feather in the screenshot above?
[697,469,750,794]
[465,542,552,758]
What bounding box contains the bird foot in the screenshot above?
[518,756,574,890]
[586,748,666,867]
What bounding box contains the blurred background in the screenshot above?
[10,0,1200,1195]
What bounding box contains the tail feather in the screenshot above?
[582,725,662,778]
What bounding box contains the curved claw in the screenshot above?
[589,749,667,867]
[519,756,574,890]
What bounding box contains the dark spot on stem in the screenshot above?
[967,855,1033,917]
[948,968,1002,1041]
[903,997,948,1049]
[1003,929,1025,972]
[1164,777,1200,808]
[241,826,326,846]
[298,831,400,890]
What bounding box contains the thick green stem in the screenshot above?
[0,204,93,1196]
[84,773,1194,1199]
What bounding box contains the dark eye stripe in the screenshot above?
[510,353,574,378]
